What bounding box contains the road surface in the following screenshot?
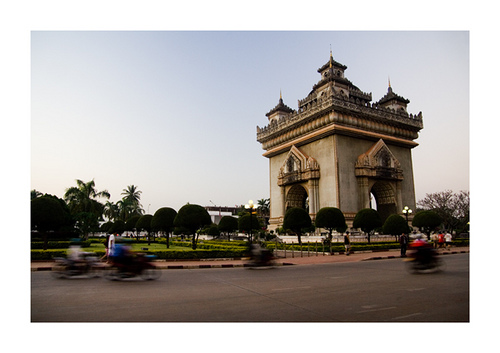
[31,253,469,322]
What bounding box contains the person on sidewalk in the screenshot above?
[101,234,110,262]
[344,232,351,256]
[400,233,408,257]
[438,232,445,249]
[445,231,453,250]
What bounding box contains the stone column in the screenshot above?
[396,181,403,213]
[308,179,320,216]
[281,186,286,217]
[357,177,370,209]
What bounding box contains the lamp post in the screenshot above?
[402,206,412,226]
[245,200,257,243]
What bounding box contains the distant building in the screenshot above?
[204,206,240,224]
[257,52,423,231]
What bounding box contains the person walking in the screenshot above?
[344,232,351,256]
[101,234,110,262]
[438,232,445,249]
[400,233,408,257]
[430,232,438,248]
[107,234,116,262]
[445,231,453,250]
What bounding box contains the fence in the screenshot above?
[276,234,397,244]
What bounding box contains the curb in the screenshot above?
[31,262,296,272]
[361,249,470,261]
[31,249,468,271]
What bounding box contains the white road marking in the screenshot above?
[356,306,397,314]
[391,312,423,320]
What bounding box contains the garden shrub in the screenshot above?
[31,240,92,249]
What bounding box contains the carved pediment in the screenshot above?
[278,146,320,186]
[355,139,403,180]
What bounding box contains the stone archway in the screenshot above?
[277,145,320,219]
[355,139,404,221]
[370,181,397,222]
[286,184,309,212]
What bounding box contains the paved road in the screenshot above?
[31,253,469,322]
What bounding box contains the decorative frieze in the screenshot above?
[277,145,320,187]
[257,90,423,152]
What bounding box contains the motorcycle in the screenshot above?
[51,254,104,279]
[246,244,276,268]
[104,253,161,280]
[405,245,445,274]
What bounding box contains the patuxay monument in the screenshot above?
[257,52,423,232]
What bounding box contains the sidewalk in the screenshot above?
[31,247,469,271]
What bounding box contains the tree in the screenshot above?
[218,215,238,240]
[64,179,110,220]
[412,210,442,237]
[74,211,100,240]
[353,208,383,243]
[121,185,144,217]
[101,221,113,233]
[257,198,270,222]
[283,207,311,245]
[238,213,261,242]
[383,214,410,240]
[125,215,141,239]
[31,196,68,250]
[203,224,220,237]
[31,189,42,200]
[417,190,469,232]
[109,219,126,235]
[103,201,119,222]
[315,207,346,248]
[173,204,211,250]
[151,207,177,248]
[136,214,154,245]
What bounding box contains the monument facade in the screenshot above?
[257,53,423,231]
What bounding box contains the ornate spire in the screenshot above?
[378,81,410,106]
[266,91,294,118]
[329,46,333,69]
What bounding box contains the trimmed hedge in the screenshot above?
[31,239,469,260]
[151,249,248,260]
[31,240,92,249]
[30,248,247,261]
[31,249,105,260]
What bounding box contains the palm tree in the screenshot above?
[64,179,110,218]
[257,198,270,228]
[103,201,119,222]
[116,199,135,221]
[31,189,43,200]
[257,198,270,217]
[121,185,144,217]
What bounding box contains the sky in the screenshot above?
[31,31,469,214]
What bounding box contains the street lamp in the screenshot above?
[402,206,412,225]
[245,200,257,243]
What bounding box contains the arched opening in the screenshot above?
[370,181,397,222]
[370,192,378,210]
[286,184,309,212]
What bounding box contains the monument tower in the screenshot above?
[257,52,423,231]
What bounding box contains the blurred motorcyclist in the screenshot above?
[111,243,133,273]
[409,235,435,265]
[67,244,90,273]
[249,243,273,266]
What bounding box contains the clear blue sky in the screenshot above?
[31,31,469,213]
